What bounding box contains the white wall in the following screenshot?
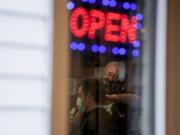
[0,0,53,135]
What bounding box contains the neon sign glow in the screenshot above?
[67,0,143,57]
[70,7,137,44]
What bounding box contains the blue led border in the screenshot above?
[67,0,140,11]
[69,41,141,57]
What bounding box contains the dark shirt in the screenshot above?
[71,107,113,135]
[111,102,141,135]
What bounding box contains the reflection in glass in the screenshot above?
[67,0,145,135]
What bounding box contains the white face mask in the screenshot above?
[76,97,85,113]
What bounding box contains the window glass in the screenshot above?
[66,0,155,135]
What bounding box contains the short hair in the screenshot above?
[104,61,120,72]
[77,78,106,104]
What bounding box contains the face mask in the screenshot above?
[76,97,85,113]
[102,77,111,85]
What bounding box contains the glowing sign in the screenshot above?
[70,7,89,38]
[70,7,137,44]
[67,0,143,57]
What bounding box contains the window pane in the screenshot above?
[66,0,156,135]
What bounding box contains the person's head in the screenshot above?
[76,78,105,112]
[103,61,120,81]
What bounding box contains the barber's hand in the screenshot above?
[106,93,141,104]
[106,94,120,102]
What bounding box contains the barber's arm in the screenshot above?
[105,93,141,106]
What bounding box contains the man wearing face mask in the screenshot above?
[70,78,113,135]
[71,61,141,135]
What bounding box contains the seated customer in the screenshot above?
[70,78,113,135]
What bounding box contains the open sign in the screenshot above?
[70,7,137,44]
